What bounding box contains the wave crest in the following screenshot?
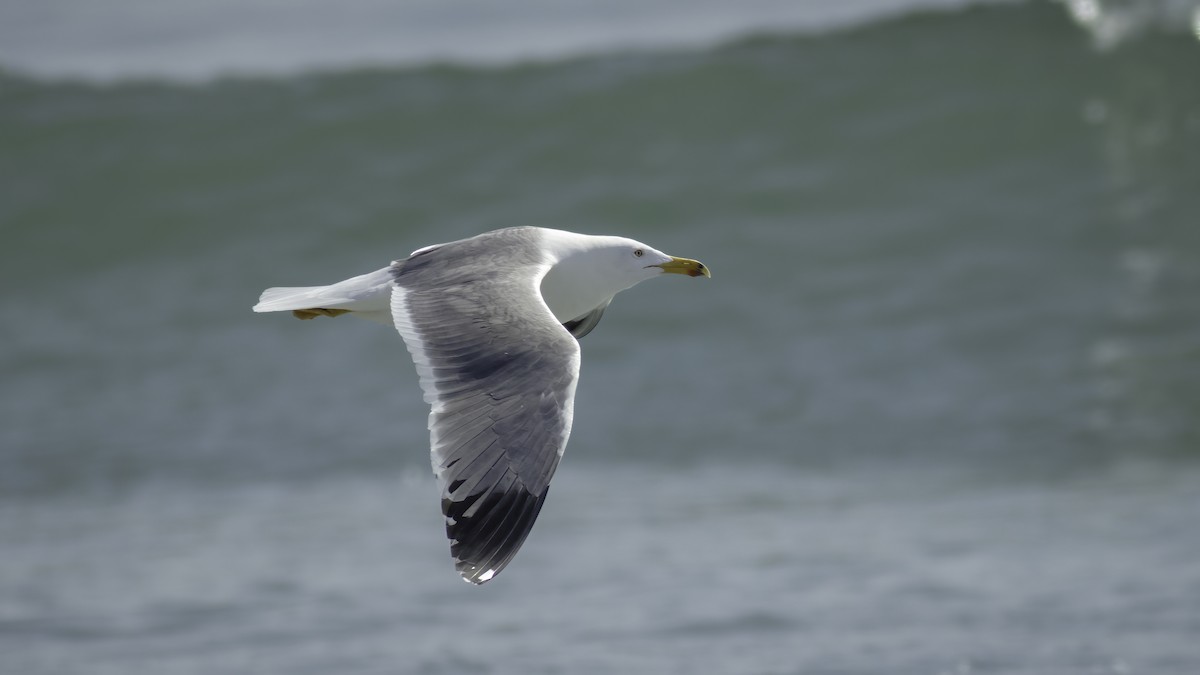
[1058,0,1200,48]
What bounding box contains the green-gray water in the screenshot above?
[3,2,1199,673]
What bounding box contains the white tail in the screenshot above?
[253,267,395,324]
[254,285,344,312]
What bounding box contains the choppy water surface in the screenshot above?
[2,2,1199,673]
[3,464,1199,675]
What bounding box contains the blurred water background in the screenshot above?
[3,1,1200,673]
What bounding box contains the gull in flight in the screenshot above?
[254,226,709,583]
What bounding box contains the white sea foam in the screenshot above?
[1058,0,1200,48]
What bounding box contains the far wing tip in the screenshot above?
[459,567,497,585]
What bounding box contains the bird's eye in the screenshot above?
[633,249,644,258]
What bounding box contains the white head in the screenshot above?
[538,229,710,323]
[582,235,709,281]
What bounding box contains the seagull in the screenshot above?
[253,226,710,584]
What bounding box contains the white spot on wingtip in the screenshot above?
[477,569,496,582]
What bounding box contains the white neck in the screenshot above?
[537,229,635,323]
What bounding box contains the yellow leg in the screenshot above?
[292,308,351,320]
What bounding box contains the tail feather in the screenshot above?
[253,285,356,313]
[253,267,395,324]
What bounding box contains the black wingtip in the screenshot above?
[447,483,549,585]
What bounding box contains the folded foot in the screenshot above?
[292,308,351,320]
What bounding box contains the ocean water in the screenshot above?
[0,0,1002,82]
[3,1,1200,673]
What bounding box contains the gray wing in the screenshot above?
[562,299,611,339]
[389,230,580,584]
